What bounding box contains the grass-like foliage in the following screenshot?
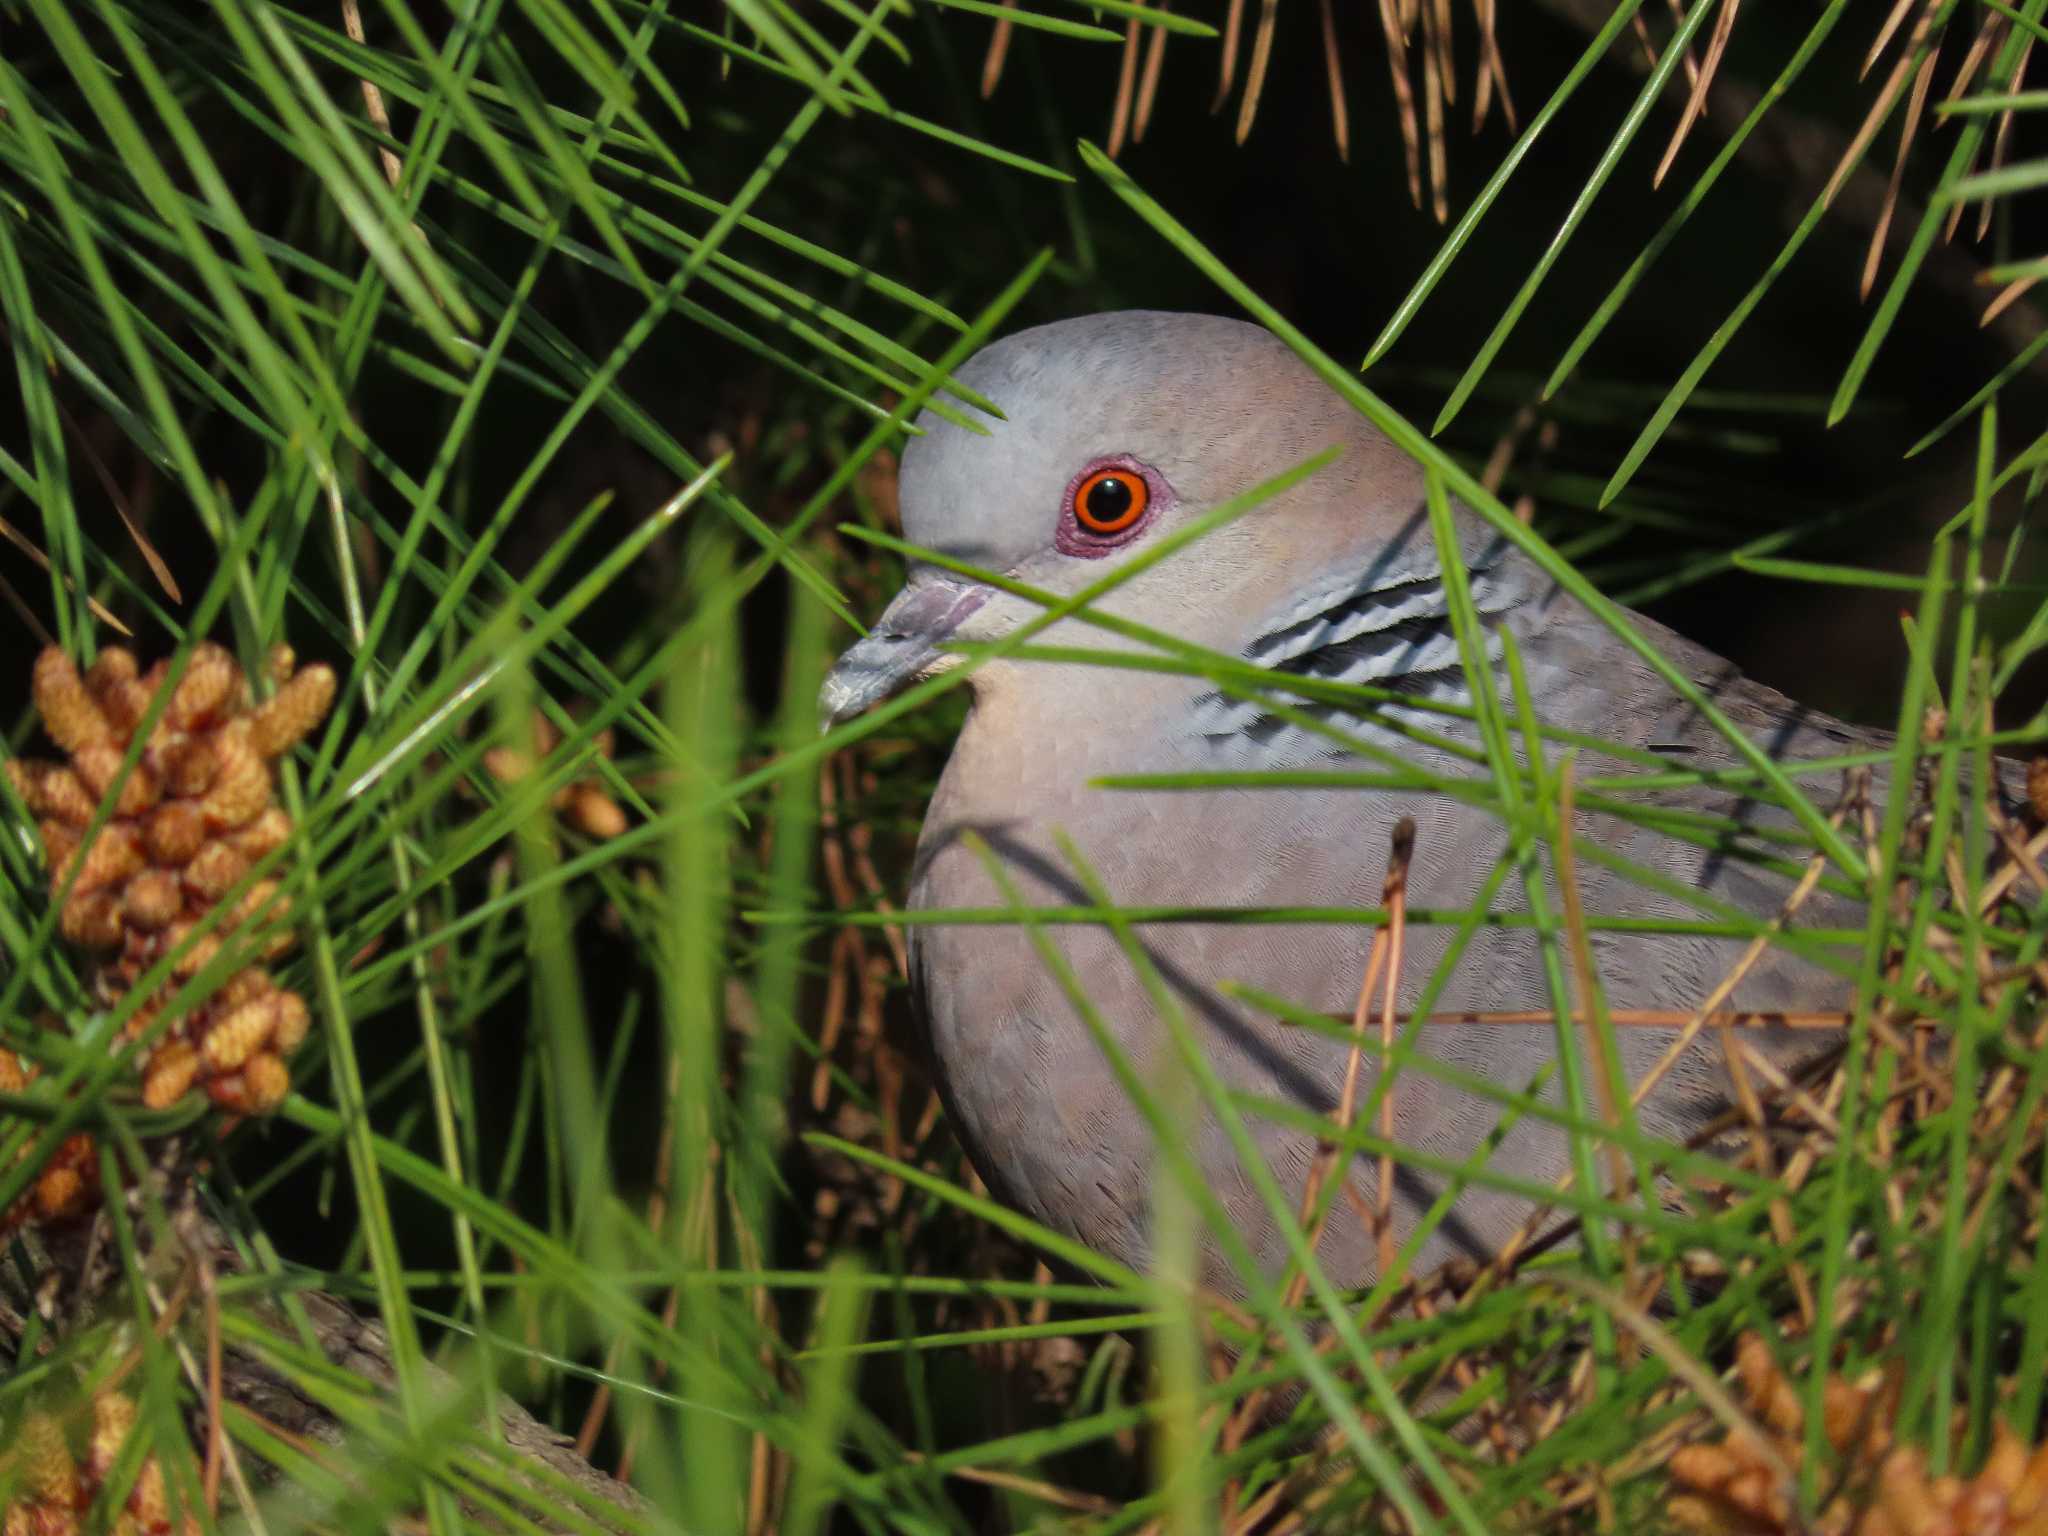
[2,3,2047,1533]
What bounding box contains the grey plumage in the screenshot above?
[823,311,1923,1299]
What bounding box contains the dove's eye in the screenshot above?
[1071,468,1149,535]
[1056,457,1168,558]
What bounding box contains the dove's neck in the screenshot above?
[956,553,1551,783]
[955,655,1215,774]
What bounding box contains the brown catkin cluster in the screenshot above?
[5,642,332,1126]
[0,1042,98,1237]
[1669,1333,2048,1535]
[482,709,630,841]
[0,1390,199,1536]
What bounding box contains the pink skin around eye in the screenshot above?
[1053,455,1173,559]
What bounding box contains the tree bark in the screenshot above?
[8,1198,654,1535]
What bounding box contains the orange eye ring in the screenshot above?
[1071,468,1149,535]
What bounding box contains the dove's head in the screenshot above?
[820,311,1474,728]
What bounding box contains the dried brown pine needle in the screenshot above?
[1133,9,1170,144]
[1105,6,1143,159]
[1211,0,1246,109]
[1866,0,1927,80]
[1379,0,1424,208]
[1471,0,1514,131]
[1979,32,2031,240]
[977,0,1015,98]
[1654,0,1741,187]
[1420,0,1448,221]
[1864,40,1940,300]
[1316,0,1349,162]
[1233,0,1280,145]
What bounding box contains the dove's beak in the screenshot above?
[820,577,993,730]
